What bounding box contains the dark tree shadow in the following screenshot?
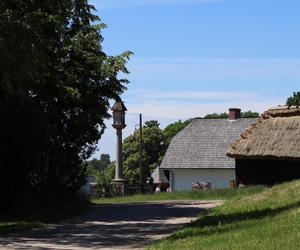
[0,201,214,249]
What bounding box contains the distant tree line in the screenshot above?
[203,110,260,119]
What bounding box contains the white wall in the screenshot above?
[169,168,235,190]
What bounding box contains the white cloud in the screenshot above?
[125,97,284,119]
[127,89,259,102]
[90,0,224,10]
[122,89,285,119]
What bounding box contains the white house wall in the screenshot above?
[170,169,235,190]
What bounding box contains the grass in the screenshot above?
[0,195,89,235]
[91,186,264,204]
[148,179,300,250]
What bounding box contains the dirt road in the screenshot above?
[0,200,223,250]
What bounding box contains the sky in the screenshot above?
[89,0,300,160]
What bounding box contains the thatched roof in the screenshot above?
[151,166,169,183]
[160,118,256,169]
[227,106,300,160]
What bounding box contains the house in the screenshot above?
[160,108,256,190]
[227,106,300,186]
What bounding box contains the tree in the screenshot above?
[86,154,111,175]
[286,91,300,106]
[0,0,131,201]
[99,154,111,167]
[95,170,111,197]
[86,154,111,171]
[122,120,166,185]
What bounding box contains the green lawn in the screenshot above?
[0,196,89,235]
[91,186,264,204]
[148,179,300,250]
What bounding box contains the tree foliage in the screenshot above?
[122,120,166,185]
[286,91,300,106]
[0,0,131,201]
[95,170,112,197]
[86,154,111,175]
[241,111,260,118]
[204,112,228,119]
[163,119,192,145]
[203,111,259,119]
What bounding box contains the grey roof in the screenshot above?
[151,166,169,183]
[160,118,256,169]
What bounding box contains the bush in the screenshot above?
[95,171,111,198]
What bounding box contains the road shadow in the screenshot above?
[0,201,216,249]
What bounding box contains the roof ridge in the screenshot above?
[263,105,300,118]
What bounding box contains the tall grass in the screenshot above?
[148,179,300,250]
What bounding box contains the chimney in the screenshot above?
[229,108,241,120]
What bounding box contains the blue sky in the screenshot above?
[90,0,300,159]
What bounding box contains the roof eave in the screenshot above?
[159,166,235,169]
[227,153,300,161]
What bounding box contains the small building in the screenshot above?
[151,166,169,191]
[160,108,256,190]
[227,106,300,186]
[81,176,97,196]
